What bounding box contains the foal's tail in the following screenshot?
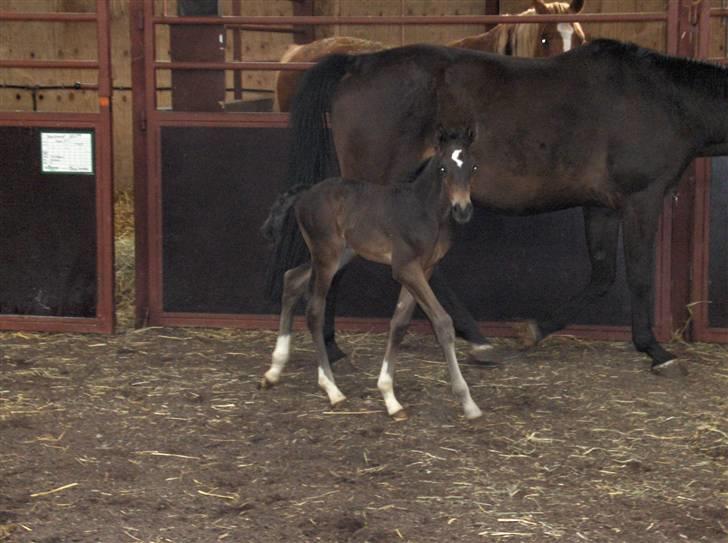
[263,53,354,302]
[261,185,310,302]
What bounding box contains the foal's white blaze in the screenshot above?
[378,359,404,416]
[557,23,574,51]
[265,333,290,383]
[451,149,464,168]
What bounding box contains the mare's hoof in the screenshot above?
[326,342,347,363]
[391,409,409,422]
[258,376,274,390]
[651,359,688,377]
[329,394,347,408]
[516,320,543,349]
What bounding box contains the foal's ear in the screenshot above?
[434,124,449,147]
[464,125,477,145]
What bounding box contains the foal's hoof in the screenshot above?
[516,320,543,348]
[651,359,688,377]
[390,408,409,422]
[258,376,275,390]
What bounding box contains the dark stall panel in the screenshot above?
[708,157,728,328]
[0,126,97,318]
[161,126,288,314]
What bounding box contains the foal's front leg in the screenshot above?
[394,262,482,420]
[378,287,417,420]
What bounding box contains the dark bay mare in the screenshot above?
[267,39,728,375]
[260,128,483,420]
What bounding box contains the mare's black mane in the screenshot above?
[586,39,728,98]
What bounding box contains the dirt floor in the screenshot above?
[1,325,727,543]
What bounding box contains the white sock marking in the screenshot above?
[451,149,464,168]
[557,23,574,52]
[378,359,404,416]
[265,334,291,383]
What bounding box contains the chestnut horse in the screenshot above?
[267,38,728,376]
[274,0,586,111]
[261,128,482,420]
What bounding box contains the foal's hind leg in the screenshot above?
[394,262,482,419]
[308,249,353,406]
[261,263,311,388]
[378,287,417,420]
[523,207,620,346]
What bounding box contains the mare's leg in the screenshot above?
[261,263,311,388]
[429,268,495,364]
[323,268,348,362]
[378,287,417,420]
[622,191,682,373]
[394,263,482,419]
[524,207,620,344]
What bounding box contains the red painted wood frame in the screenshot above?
[690,2,728,343]
[0,1,114,334]
[131,1,685,341]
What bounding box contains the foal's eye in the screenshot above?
[541,36,549,48]
[439,166,447,175]
[472,164,479,173]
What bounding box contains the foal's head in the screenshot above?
[434,126,478,224]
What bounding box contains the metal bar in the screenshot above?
[227,24,306,33]
[0,316,112,334]
[232,0,242,101]
[152,13,669,26]
[0,11,97,22]
[154,60,315,71]
[710,7,728,17]
[96,0,112,99]
[0,59,99,69]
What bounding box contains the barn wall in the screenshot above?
[2,0,725,191]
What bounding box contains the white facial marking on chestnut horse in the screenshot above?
[557,23,574,51]
[451,149,464,168]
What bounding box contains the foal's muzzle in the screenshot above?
[452,202,473,224]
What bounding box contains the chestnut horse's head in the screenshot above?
[452,0,586,58]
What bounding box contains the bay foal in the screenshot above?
[261,127,482,420]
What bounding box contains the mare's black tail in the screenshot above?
[263,53,355,302]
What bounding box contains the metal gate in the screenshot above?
[0,1,114,333]
[690,1,728,343]
[132,1,692,341]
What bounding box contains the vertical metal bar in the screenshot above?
[93,0,115,332]
[666,0,679,55]
[232,0,242,101]
[130,0,151,327]
[293,0,314,44]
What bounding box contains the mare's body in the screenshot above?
[269,39,728,373]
